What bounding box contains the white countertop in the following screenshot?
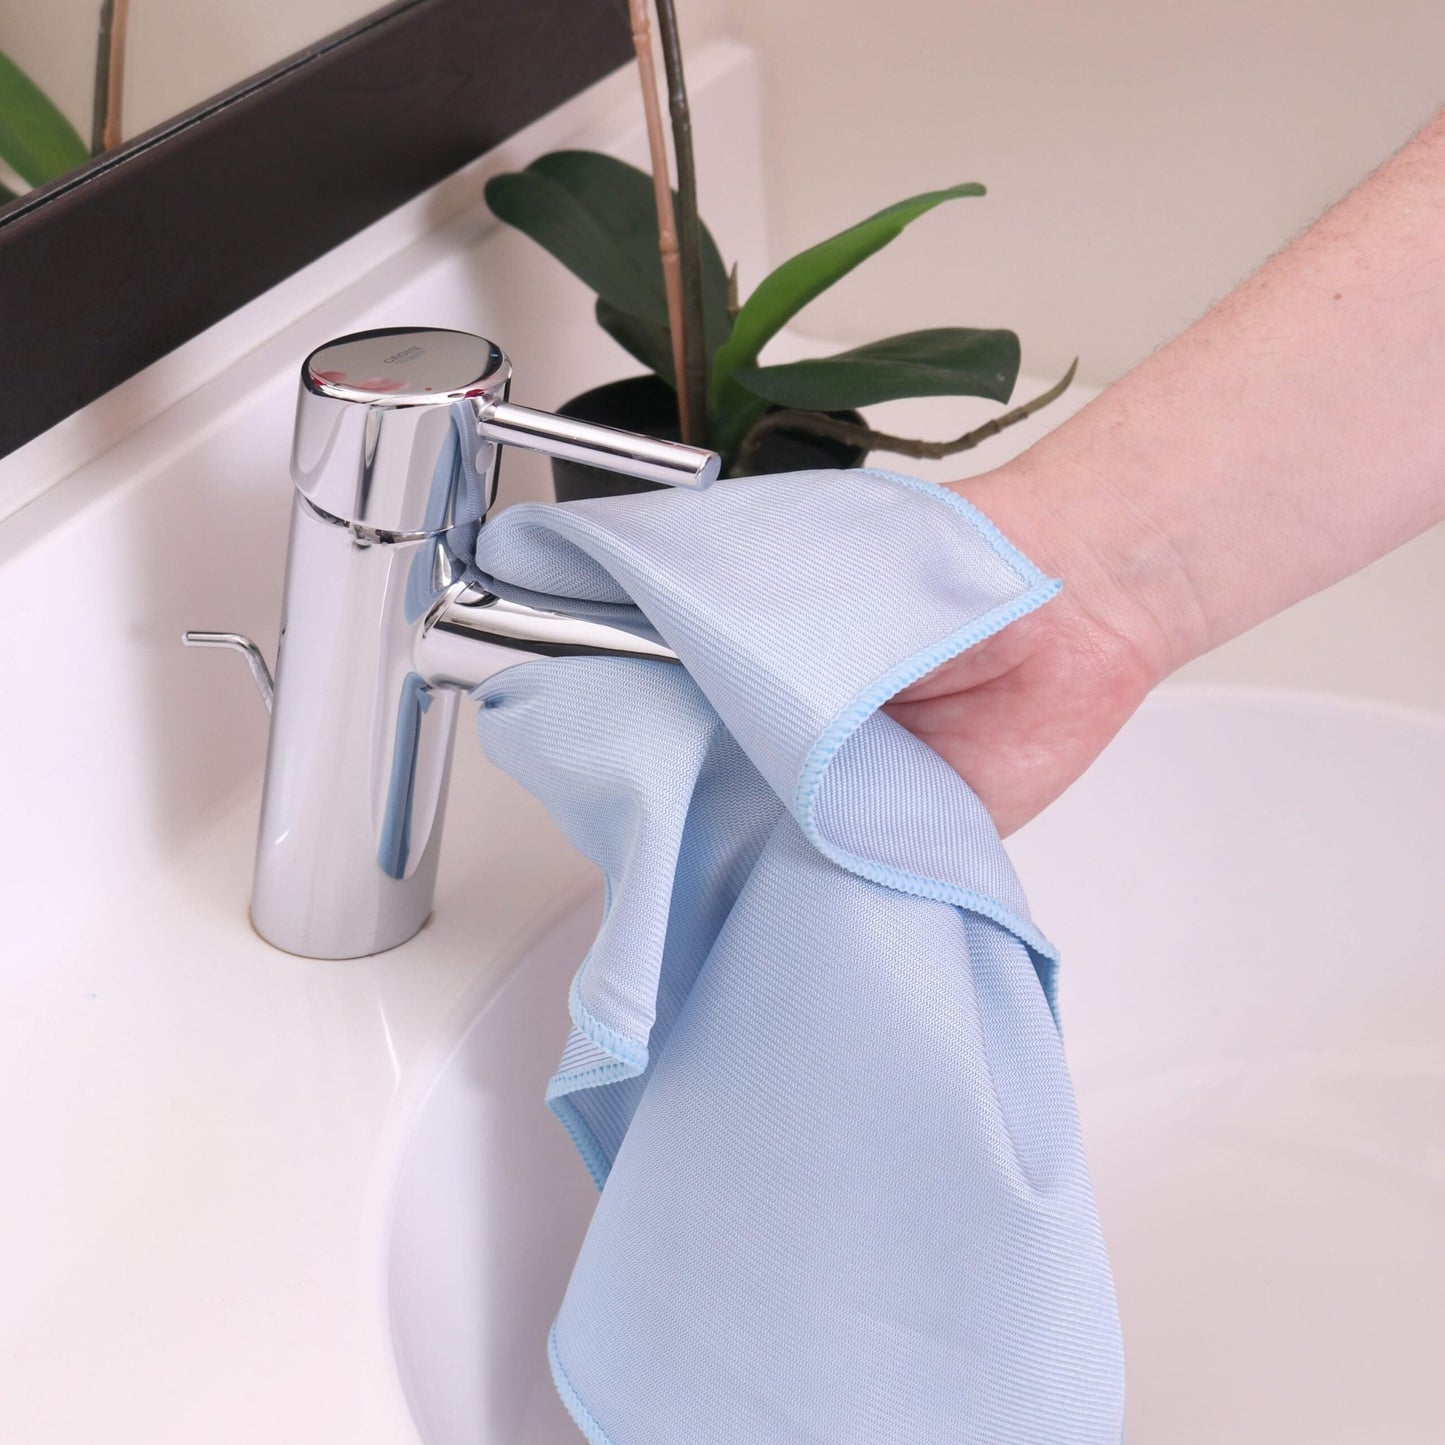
[0,728,597,1443]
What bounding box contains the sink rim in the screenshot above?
[375,683,1445,1444]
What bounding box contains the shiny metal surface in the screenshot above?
[477,400,719,489]
[417,587,678,692]
[249,505,466,957]
[292,327,510,534]
[181,631,275,713]
[193,327,718,959]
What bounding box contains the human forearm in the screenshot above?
[957,108,1445,683]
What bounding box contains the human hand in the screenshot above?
[887,110,1445,835]
[884,466,1189,837]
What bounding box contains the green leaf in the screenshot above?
[596,298,676,387]
[487,166,664,323]
[707,182,986,456]
[709,182,985,393]
[728,328,1020,411]
[486,151,732,351]
[710,390,770,474]
[0,49,88,188]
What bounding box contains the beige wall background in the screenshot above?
[4,0,1441,381]
[703,0,1445,386]
[690,0,1445,714]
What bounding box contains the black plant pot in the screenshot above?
[551,374,867,502]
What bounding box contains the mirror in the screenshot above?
[0,1,387,207]
[0,0,632,461]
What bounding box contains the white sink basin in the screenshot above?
[385,898,603,1445]
[1013,687,1445,1443]
[383,687,1445,1443]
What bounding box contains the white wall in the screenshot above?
[705,0,1445,714]
[125,0,386,135]
[715,0,1445,387]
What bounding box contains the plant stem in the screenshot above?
[91,0,130,154]
[653,0,711,446]
[733,360,1080,475]
[627,0,691,436]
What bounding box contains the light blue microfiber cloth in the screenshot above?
[470,467,1124,1444]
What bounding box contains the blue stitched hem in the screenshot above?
[545,975,651,1190]
[549,1323,620,1445]
[545,1056,633,1187]
[482,472,1062,970]
[566,973,650,1072]
[795,587,1060,942]
[547,1093,613,1190]
[562,870,650,1076]
[791,471,1062,964]
[547,1057,637,1098]
[862,467,1053,585]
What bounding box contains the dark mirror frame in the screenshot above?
[0,0,630,461]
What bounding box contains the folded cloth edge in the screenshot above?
[795,470,1061,966]
[474,470,1066,1143]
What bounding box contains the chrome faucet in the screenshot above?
[186,326,718,959]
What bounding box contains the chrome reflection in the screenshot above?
[187,327,718,959]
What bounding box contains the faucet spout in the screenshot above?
[416,585,678,692]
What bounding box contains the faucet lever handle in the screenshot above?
[474,399,720,490]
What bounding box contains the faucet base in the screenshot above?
[250,496,462,961]
[247,905,432,960]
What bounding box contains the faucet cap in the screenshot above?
[292,327,512,534]
[303,328,509,405]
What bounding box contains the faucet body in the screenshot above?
[190,327,717,959]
